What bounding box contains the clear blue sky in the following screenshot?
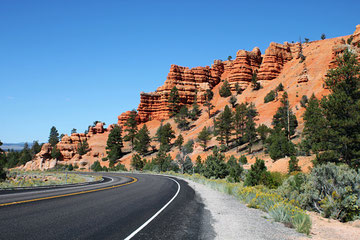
[1,0,359,143]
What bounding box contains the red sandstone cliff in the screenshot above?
[22,25,360,172]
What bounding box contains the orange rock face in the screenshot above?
[227,47,262,90]
[117,110,140,126]
[137,62,224,122]
[257,42,299,81]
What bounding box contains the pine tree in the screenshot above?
[155,123,175,152]
[106,125,123,164]
[219,80,232,97]
[174,134,184,151]
[227,155,243,182]
[244,158,269,186]
[203,147,229,179]
[288,156,301,173]
[194,155,204,174]
[321,33,326,40]
[168,86,180,117]
[31,141,42,155]
[235,82,242,95]
[233,103,247,147]
[174,106,190,130]
[51,146,62,160]
[189,103,201,120]
[197,126,212,151]
[48,126,59,147]
[124,110,138,150]
[320,49,360,168]
[204,89,214,119]
[71,128,77,134]
[302,94,327,153]
[266,130,296,160]
[134,124,151,156]
[19,143,33,165]
[0,141,6,180]
[131,153,144,170]
[245,103,258,153]
[272,92,298,140]
[251,72,260,90]
[229,95,237,108]
[215,105,233,146]
[257,124,271,145]
[77,140,90,156]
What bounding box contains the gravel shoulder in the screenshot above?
[176,176,305,240]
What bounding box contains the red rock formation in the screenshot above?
[227,47,262,90]
[352,24,360,46]
[298,64,309,83]
[257,42,298,81]
[137,61,224,122]
[117,110,140,127]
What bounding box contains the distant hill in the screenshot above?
[1,143,34,152]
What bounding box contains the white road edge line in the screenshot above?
[124,177,181,240]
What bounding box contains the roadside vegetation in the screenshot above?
[0,171,99,189]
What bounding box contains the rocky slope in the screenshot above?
[21,25,360,171]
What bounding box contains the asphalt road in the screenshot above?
[0,173,213,240]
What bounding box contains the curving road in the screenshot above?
[0,173,213,240]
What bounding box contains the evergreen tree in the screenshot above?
[234,82,242,95]
[321,33,326,40]
[134,124,151,156]
[131,153,144,170]
[71,128,77,134]
[257,124,271,145]
[189,103,201,121]
[288,156,301,173]
[302,94,327,153]
[219,80,232,97]
[77,140,90,156]
[194,155,204,174]
[183,156,193,174]
[168,86,180,117]
[272,92,298,140]
[176,139,194,174]
[91,161,102,172]
[245,103,259,153]
[197,126,212,151]
[174,134,184,151]
[233,103,247,147]
[155,123,175,152]
[203,147,229,179]
[124,110,138,150]
[51,146,62,160]
[227,155,244,182]
[215,105,233,146]
[320,49,360,168]
[106,125,123,164]
[31,141,42,156]
[48,126,59,147]
[239,155,248,165]
[0,141,6,180]
[251,72,260,90]
[229,95,237,108]
[19,143,32,165]
[175,106,190,130]
[244,158,269,186]
[204,89,214,118]
[266,130,296,160]
[154,150,173,172]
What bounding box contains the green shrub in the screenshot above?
[239,155,248,165]
[276,83,284,92]
[219,80,232,97]
[264,90,276,103]
[91,161,103,172]
[279,163,360,222]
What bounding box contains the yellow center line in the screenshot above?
[0,176,138,207]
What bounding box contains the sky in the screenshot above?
[1,0,359,143]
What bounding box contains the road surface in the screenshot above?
[0,173,212,240]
